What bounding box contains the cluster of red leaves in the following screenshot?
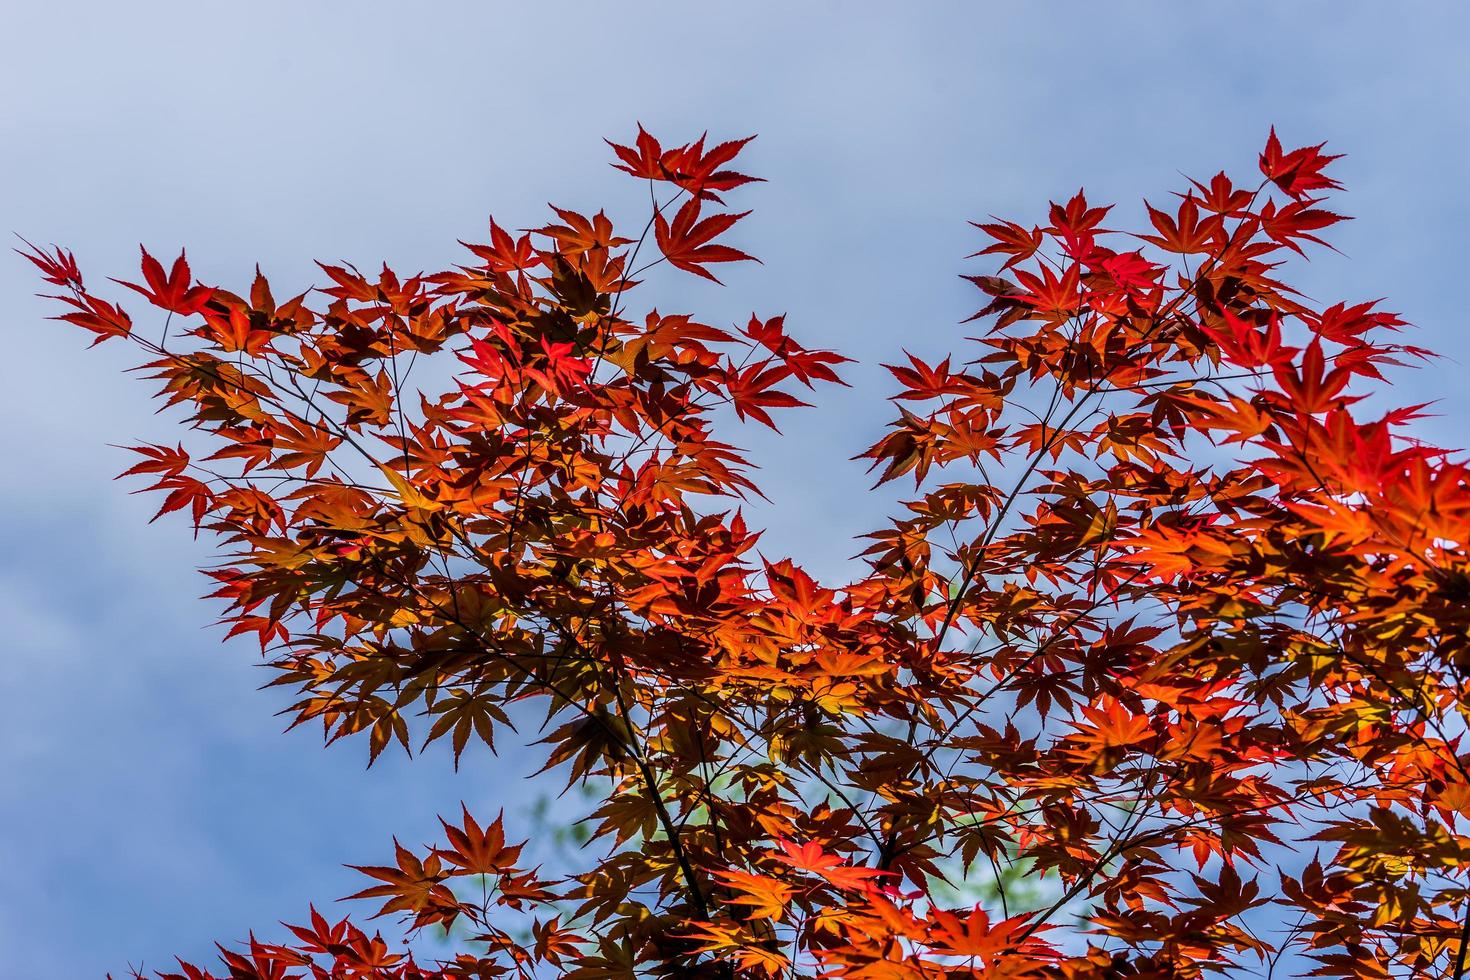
[23,126,1470,980]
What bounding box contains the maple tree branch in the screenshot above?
[1452,900,1470,980]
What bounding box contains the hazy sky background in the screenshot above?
[4,3,1469,975]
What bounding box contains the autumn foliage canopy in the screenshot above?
[22,126,1470,980]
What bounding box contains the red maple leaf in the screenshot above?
[653,198,757,283]
[1259,127,1343,199]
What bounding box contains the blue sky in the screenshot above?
[4,3,1470,975]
